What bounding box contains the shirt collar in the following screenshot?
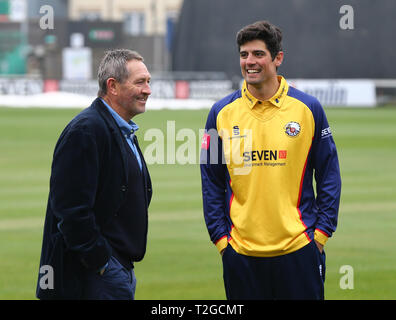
[100,98,139,135]
[242,75,289,109]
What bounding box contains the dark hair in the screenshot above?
[97,49,143,97]
[236,21,283,60]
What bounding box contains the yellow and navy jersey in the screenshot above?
[200,76,341,257]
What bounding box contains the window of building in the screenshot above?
[166,10,179,50]
[123,11,145,35]
[79,11,102,21]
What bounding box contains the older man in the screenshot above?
[36,49,152,300]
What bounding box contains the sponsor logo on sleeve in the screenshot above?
[321,127,332,138]
[201,133,210,150]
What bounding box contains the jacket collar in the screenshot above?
[100,98,140,136]
[92,97,129,180]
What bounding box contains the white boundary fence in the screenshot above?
[0,77,395,109]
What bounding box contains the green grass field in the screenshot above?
[0,105,395,300]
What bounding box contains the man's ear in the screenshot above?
[275,51,284,68]
[106,78,118,96]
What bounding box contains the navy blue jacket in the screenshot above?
[36,98,152,299]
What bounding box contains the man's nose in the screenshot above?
[142,83,151,95]
[246,54,256,65]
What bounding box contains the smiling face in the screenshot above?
[111,59,151,120]
[239,39,283,88]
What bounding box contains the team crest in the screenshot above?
[285,121,301,137]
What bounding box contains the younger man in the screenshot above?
[200,21,341,299]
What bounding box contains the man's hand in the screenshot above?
[314,240,324,254]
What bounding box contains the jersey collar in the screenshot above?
[242,75,289,109]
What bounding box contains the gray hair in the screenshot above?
[97,49,144,97]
